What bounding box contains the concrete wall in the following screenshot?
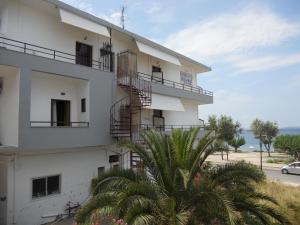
[30,72,89,125]
[0,65,19,147]
[4,147,117,225]
[0,48,115,150]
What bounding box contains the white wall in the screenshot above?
[30,71,89,125]
[0,160,8,225]
[164,99,202,126]
[5,0,109,64]
[141,99,201,126]
[0,65,19,146]
[5,147,117,225]
[4,0,199,87]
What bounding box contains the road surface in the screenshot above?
[264,168,300,186]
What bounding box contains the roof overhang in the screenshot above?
[145,94,185,111]
[136,40,181,66]
[59,8,110,37]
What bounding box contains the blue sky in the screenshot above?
[62,0,300,128]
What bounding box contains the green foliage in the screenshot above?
[274,135,300,160]
[229,136,246,152]
[251,119,279,156]
[206,115,242,159]
[206,115,242,142]
[75,128,291,225]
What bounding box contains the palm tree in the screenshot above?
[75,128,290,225]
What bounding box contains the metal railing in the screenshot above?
[30,121,89,128]
[0,37,112,72]
[138,72,213,96]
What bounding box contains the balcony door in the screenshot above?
[76,42,92,67]
[152,66,163,83]
[153,110,164,131]
[51,99,71,127]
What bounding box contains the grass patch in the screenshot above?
[256,181,300,224]
[266,158,294,164]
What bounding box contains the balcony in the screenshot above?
[0,65,20,148]
[0,37,113,72]
[131,123,206,141]
[138,72,213,98]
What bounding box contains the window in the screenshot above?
[32,175,61,199]
[76,42,93,67]
[98,167,105,177]
[81,98,86,113]
[152,66,163,83]
[180,72,193,86]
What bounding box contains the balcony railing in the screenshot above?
[138,72,213,97]
[0,37,112,72]
[30,121,89,128]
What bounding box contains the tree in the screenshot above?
[75,128,290,225]
[251,119,279,157]
[229,136,246,152]
[206,115,242,160]
[274,135,300,160]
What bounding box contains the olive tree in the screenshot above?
[229,136,246,152]
[206,115,242,160]
[251,119,279,157]
[274,135,300,160]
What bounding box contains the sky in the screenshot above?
[62,0,300,128]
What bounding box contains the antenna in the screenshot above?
[121,5,125,29]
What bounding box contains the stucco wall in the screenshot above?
[30,72,89,125]
[5,147,116,225]
[0,65,19,147]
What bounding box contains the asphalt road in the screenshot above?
[264,168,300,185]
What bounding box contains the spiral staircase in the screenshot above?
[110,50,152,168]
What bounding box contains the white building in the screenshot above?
[0,0,213,224]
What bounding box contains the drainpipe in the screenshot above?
[12,153,16,224]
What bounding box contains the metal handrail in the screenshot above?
[138,72,213,96]
[0,36,112,72]
[30,121,89,128]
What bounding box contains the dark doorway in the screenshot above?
[153,110,165,131]
[152,66,163,83]
[51,99,71,127]
[76,42,93,67]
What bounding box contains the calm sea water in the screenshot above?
[240,128,300,151]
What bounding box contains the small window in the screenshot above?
[98,167,105,177]
[109,155,120,163]
[32,175,61,199]
[81,98,86,113]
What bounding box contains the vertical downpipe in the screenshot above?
[12,153,16,224]
[129,72,133,168]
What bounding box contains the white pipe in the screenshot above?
[12,153,16,224]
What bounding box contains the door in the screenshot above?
[288,163,297,174]
[153,110,164,131]
[51,100,71,127]
[152,66,163,83]
[295,163,300,175]
[76,42,93,67]
[0,163,7,225]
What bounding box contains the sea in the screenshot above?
[240,128,300,151]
